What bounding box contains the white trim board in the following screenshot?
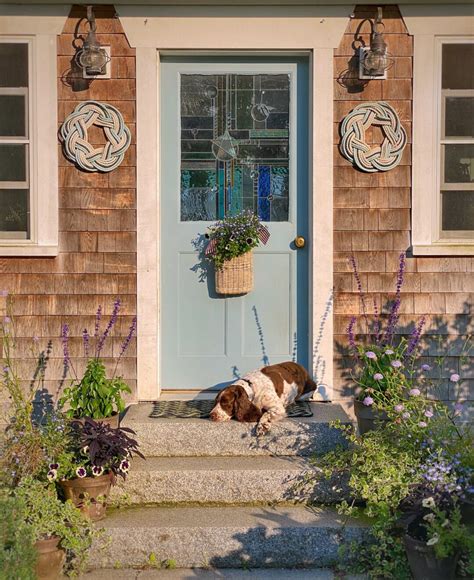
[128,6,338,401]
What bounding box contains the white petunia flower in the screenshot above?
[422,497,436,509]
[426,534,439,546]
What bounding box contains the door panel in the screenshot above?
[161,56,309,390]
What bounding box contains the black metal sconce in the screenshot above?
[359,7,391,79]
[75,5,111,77]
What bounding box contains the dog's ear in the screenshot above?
[233,386,263,423]
[215,385,239,416]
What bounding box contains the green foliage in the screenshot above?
[0,492,36,580]
[424,505,472,560]
[205,210,264,269]
[11,477,97,576]
[59,358,130,420]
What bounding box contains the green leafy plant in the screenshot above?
[204,210,268,269]
[11,477,97,576]
[0,491,36,580]
[60,359,130,420]
[58,298,136,419]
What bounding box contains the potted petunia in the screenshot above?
[205,210,270,295]
[51,418,144,521]
[58,299,136,427]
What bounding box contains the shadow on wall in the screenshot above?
[335,300,473,421]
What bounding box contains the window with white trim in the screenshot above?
[0,25,61,257]
[438,39,474,237]
[0,40,31,239]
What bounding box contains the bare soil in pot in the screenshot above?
[60,473,113,521]
[403,534,459,580]
[35,536,65,580]
[354,398,388,435]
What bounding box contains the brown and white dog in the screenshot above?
[209,361,316,436]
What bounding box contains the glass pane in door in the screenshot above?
[180,73,290,222]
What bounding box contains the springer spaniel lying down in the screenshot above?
[209,361,316,436]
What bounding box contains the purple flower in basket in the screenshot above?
[366,351,377,360]
[363,396,374,407]
[373,373,384,381]
[391,360,402,369]
[92,465,104,477]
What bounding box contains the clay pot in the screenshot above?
[75,412,120,429]
[60,473,113,521]
[404,535,460,580]
[35,536,65,580]
[354,398,388,435]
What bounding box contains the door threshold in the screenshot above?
[159,390,218,401]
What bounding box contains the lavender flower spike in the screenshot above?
[97,298,121,355]
[347,316,357,352]
[119,316,137,358]
[61,323,70,369]
[94,305,102,338]
[82,328,90,358]
[406,316,426,358]
[385,252,406,343]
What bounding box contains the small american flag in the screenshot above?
[257,225,270,245]
[205,238,217,256]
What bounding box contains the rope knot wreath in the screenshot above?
[339,101,407,173]
[59,100,131,173]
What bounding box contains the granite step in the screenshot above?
[121,402,351,457]
[111,456,347,506]
[89,505,369,570]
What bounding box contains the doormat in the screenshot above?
[149,400,313,419]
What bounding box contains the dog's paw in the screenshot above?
[256,421,271,437]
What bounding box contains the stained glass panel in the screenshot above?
[180,73,290,221]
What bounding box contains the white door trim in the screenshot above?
[128,7,346,400]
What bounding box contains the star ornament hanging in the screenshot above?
[211,129,239,162]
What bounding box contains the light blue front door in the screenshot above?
[161,56,309,390]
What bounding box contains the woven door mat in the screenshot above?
[149,399,313,419]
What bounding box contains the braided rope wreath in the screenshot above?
[60,101,131,173]
[339,101,407,173]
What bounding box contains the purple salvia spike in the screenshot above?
[97,298,121,356]
[62,323,70,371]
[347,316,357,353]
[349,255,369,329]
[406,316,426,358]
[82,328,90,358]
[384,252,406,344]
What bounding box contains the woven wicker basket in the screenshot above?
[215,251,254,295]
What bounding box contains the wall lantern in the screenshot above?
[75,5,111,78]
[359,7,391,80]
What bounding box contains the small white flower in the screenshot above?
[81,445,90,456]
[426,534,439,546]
[422,497,436,509]
[423,513,435,523]
[441,519,450,528]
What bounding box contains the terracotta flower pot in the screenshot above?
[75,412,120,429]
[354,398,388,435]
[60,473,113,521]
[404,534,459,580]
[35,536,65,580]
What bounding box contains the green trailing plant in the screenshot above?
[0,491,37,580]
[204,210,269,269]
[58,298,136,419]
[11,477,97,576]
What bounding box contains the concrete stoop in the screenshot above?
[112,456,347,506]
[88,403,363,574]
[89,505,368,570]
[121,402,350,457]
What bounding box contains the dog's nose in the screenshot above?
[209,411,218,422]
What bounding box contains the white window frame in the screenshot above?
[402,5,474,256]
[0,7,68,256]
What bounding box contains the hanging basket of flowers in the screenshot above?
[205,211,270,295]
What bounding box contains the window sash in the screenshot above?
[0,38,32,240]
[437,37,474,239]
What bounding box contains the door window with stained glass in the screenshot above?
[180,73,290,222]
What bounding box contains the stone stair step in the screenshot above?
[81,567,367,579]
[122,402,351,457]
[112,456,346,506]
[89,505,368,569]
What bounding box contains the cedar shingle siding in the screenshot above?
[0,5,137,400]
[333,5,473,412]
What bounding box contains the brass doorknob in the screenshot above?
[294,236,306,249]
